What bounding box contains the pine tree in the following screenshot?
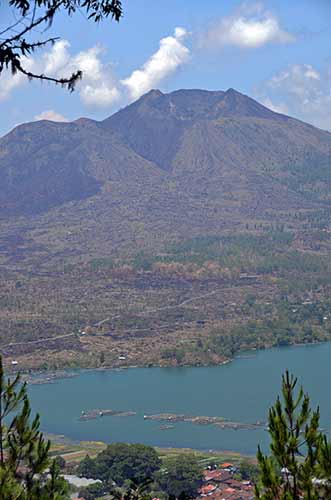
[0,356,69,500]
[313,436,331,499]
[255,371,322,499]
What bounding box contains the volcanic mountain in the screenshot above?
[0,88,331,264]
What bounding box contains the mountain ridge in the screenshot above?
[0,87,330,221]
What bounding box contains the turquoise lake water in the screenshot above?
[28,343,331,455]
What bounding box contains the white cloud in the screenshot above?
[203,3,294,49]
[0,28,190,108]
[0,40,121,108]
[45,42,121,107]
[0,73,23,101]
[43,40,71,75]
[268,64,322,98]
[260,97,289,115]
[34,110,68,122]
[80,83,120,107]
[0,51,36,101]
[121,27,190,100]
[257,64,331,130]
[69,46,120,106]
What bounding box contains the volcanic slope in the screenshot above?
[1,88,331,369]
[1,88,331,268]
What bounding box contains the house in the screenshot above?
[199,484,217,496]
[204,469,232,483]
[220,462,236,472]
[224,479,245,490]
[199,465,255,500]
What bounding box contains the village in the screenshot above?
[197,463,254,500]
[67,461,255,500]
[46,437,257,500]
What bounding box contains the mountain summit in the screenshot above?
[102,88,293,172]
[0,88,330,225]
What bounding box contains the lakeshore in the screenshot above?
[48,432,253,465]
[12,339,325,385]
[26,342,331,455]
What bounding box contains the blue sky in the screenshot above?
[0,0,331,135]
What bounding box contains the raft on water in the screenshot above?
[143,413,266,430]
[79,409,136,421]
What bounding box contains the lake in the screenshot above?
[28,343,331,455]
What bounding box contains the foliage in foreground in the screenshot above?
[256,371,331,499]
[0,356,69,500]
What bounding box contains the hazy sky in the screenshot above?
[0,0,331,135]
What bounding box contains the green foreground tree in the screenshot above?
[256,371,331,499]
[0,356,69,500]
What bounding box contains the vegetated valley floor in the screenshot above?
[1,205,331,371]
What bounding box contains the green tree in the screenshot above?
[110,478,153,500]
[0,355,69,499]
[77,454,97,478]
[0,1,122,89]
[255,371,321,499]
[156,455,203,499]
[237,460,259,482]
[78,481,107,500]
[54,455,66,470]
[78,443,161,486]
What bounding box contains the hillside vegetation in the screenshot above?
[0,89,330,369]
